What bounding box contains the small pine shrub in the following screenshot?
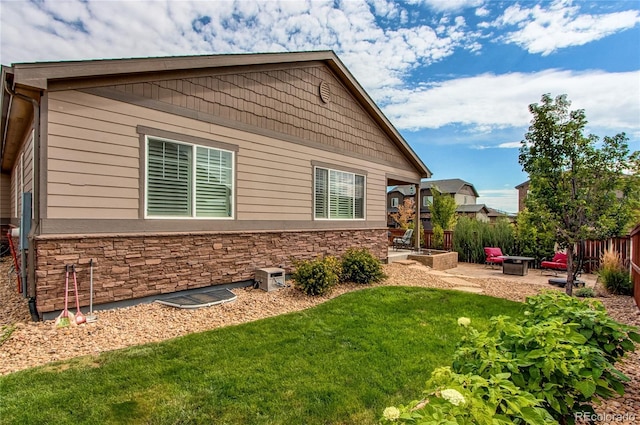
[340,248,386,284]
[292,256,340,296]
[574,287,595,298]
[599,249,633,295]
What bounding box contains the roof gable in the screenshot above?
[3,51,430,178]
[422,179,478,197]
[83,63,415,169]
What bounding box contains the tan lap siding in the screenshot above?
[46,90,419,223]
[47,94,140,219]
[0,174,11,220]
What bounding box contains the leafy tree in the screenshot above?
[429,187,457,230]
[519,94,640,295]
[515,209,556,263]
[390,197,415,229]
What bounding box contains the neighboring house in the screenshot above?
[516,180,530,212]
[456,204,490,222]
[486,207,515,224]
[387,179,485,228]
[1,51,430,317]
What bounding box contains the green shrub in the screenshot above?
[452,217,516,263]
[574,287,595,298]
[514,209,556,264]
[599,249,633,295]
[431,224,444,250]
[340,248,386,284]
[381,367,555,425]
[523,291,640,364]
[600,268,632,295]
[452,315,628,421]
[381,292,640,424]
[292,256,340,296]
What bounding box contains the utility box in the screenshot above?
[255,268,285,292]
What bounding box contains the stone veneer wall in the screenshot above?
[34,228,387,313]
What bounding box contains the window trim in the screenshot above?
[313,164,366,221]
[391,197,399,208]
[144,135,235,220]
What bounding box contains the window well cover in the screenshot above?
[156,288,237,309]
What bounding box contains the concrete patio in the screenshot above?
[387,248,598,289]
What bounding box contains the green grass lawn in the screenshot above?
[0,287,524,425]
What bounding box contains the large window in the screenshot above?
[314,167,365,219]
[146,137,233,218]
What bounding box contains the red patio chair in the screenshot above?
[541,252,568,275]
[484,247,505,269]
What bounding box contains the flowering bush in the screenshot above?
[382,407,400,422]
[382,293,640,424]
[522,291,640,364]
[380,367,554,425]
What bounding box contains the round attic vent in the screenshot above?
[319,81,330,103]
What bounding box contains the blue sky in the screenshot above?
[1,0,639,213]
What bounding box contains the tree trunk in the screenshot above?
[565,245,574,296]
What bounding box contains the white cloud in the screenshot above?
[477,189,518,213]
[475,7,490,18]
[409,0,484,13]
[0,0,481,93]
[498,142,521,149]
[0,0,637,146]
[378,69,640,136]
[493,0,640,55]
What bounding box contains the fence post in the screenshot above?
[630,224,640,310]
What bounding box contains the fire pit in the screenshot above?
[408,250,458,270]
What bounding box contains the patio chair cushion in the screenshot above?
[484,247,505,264]
[541,252,568,271]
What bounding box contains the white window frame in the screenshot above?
[391,197,399,207]
[314,166,366,220]
[423,195,432,207]
[144,135,235,219]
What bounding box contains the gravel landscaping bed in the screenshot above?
[0,258,638,423]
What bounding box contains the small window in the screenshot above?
[423,195,433,207]
[391,197,399,207]
[314,167,365,220]
[146,137,234,218]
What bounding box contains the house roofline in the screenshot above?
[4,51,431,179]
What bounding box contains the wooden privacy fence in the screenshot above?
[631,224,640,310]
[388,227,634,274]
[577,237,631,273]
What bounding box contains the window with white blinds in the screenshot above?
[314,167,365,220]
[146,138,233,218]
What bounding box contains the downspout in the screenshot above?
[3,80,41,320]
